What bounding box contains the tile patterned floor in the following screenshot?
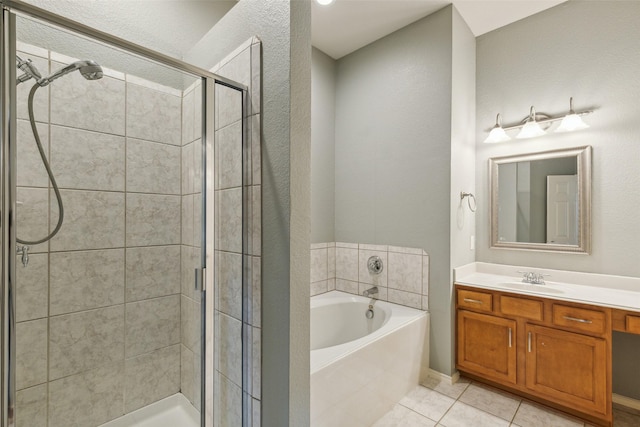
[373,377,640,427]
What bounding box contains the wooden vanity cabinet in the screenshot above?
[525,324,608,416]
[612,309,640,334]
[455,284,613,427]
[457,310,516,385]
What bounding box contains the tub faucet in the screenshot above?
[363,286,378,298]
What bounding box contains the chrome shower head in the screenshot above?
[79,62,103,80]
[39,60,103,87]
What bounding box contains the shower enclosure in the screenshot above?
[0,1,250,426]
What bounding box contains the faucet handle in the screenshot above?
[516,271,549,284]
[534,273,550,284]
[517,270,533,281]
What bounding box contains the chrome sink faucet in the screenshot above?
[518,271,549,285]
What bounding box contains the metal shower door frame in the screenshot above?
[0,2,248,427]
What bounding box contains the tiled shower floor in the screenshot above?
[373,376,640,427]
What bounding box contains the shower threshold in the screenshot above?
[99,393,199,427]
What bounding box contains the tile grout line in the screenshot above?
[509,400,523,426]
[396,402,440,425]
[433,380,471,425]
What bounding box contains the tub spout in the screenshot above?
[363,286,378,298]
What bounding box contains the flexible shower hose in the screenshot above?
[17,83,64,245]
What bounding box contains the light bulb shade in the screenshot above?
[316,0,335,4]
[556,113,589,133]
[484,126,511,143]
[516,120,546,139]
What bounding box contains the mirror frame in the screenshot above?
[490,146,592,254]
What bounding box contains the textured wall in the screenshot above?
[476,1,640,398]
[476,1,640,274]
[333,6,454,374]
[311,48,336,244]
[448,6,477,375]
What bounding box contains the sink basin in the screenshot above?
[500,282,564,294]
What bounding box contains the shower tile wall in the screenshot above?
[14,43,188,427]
[180,77,203,411]
[210,37,262,427]
[310,242,430,311]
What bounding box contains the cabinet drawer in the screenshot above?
[458,289,493,312]
[552,304,606,334]
[500,295,543,321]
[627,315,640,334]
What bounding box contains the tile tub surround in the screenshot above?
[372,376,640,427]
[13,42,199,427]
[310,242,429,311]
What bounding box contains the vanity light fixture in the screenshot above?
[316,0,335,5]
[483,114,511,143]
[516,106,546,139]
[483,98,593,143]
[556,97,590,133]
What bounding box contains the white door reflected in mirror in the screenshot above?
[546,175,578,245]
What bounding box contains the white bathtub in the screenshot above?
[310,291,429,427]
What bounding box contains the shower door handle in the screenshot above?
[195,267,206,291]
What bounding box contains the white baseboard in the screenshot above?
[427,369,460,385]
[613,393,640,412]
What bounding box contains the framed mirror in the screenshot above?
[490,146,592,253]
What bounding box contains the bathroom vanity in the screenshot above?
[454,263,640,427]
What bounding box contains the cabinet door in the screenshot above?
[525,324,607,415]
[457,310,517,384]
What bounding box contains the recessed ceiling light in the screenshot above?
[316,0,335,5]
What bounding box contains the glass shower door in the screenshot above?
[6,10,207,427]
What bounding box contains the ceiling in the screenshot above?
[25,0,237,59]
[312,0,567,59]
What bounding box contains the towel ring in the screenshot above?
[460,192,476,212]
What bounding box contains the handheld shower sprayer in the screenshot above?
[15,56,104,249]
[15,57,103,86]
[38,60,103,86]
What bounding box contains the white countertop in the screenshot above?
[454,262,640,313]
